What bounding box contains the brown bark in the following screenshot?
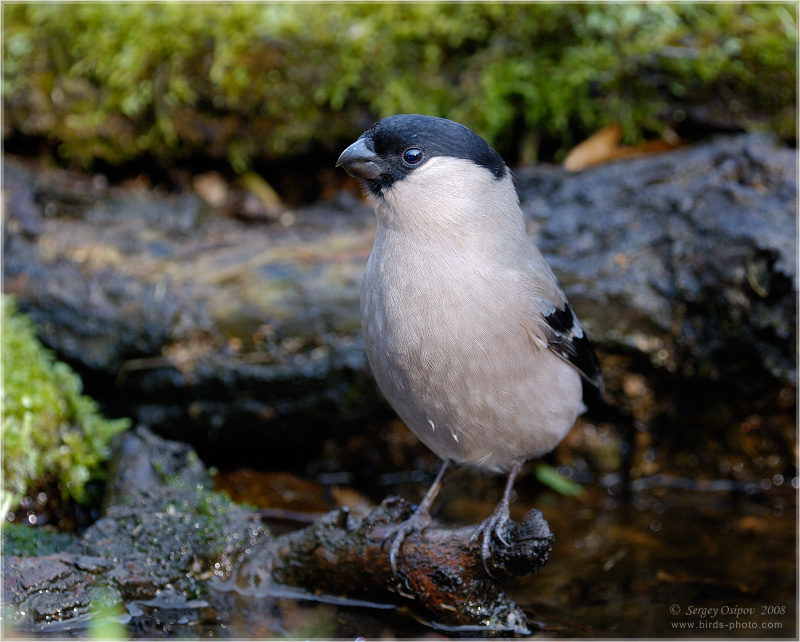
[223,497,552,634]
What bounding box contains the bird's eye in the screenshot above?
[402,147,424,166]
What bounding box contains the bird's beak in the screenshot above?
[336,138,381,180]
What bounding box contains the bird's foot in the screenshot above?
[470,503,512,578]
[379,461,451,575]
[382,506,432,574]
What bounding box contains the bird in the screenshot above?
[335,114,604,575]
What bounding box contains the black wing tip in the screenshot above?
[564,333,605,393]
[544,303,605,394]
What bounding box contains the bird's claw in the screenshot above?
[382,509,431,574]
[470,507,512,578]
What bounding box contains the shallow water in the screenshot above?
[510,485,797,637]
[7,472,795,639]
[154,478,798,638]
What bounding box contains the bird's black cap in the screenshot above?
[337,114,507,195]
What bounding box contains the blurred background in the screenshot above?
[3,4,796,186]
[2,3,797,638]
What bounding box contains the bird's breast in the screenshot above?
[361,240,496,370]
[360,235,583,471]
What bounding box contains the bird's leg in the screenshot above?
[470,461,522,577]
[384,460,450,574]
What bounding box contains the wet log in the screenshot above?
[2,427,550,635]
[223,497,551,635]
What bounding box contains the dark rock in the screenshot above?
[520,135,796,385]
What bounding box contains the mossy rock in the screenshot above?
[1,295,130,512]
[1,522,76,557]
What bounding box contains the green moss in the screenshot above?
[2,4,795,169]
[79,482,262,601]
[1,295,130,512]
[1,521,76,556]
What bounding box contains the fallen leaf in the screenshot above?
[564,125,682,171]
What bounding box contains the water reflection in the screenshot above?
[205,479,796,638]
[513,485,796,637]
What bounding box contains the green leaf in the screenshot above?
[534,463,585,497]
